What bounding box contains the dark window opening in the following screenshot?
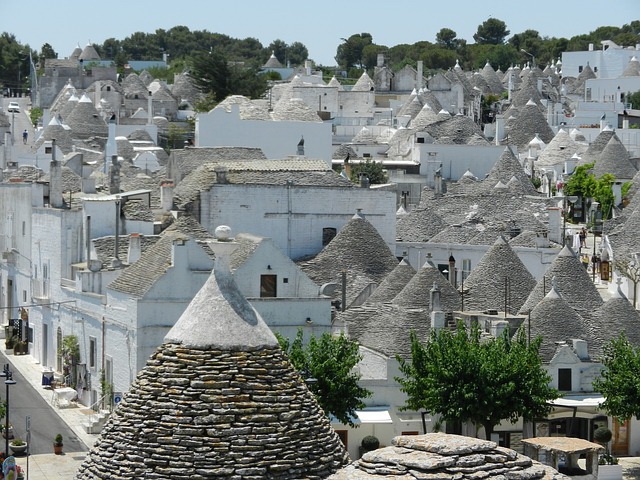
[335,430,348,448]
[45,146,52,154]
[283,278,289,284]
[323,227,337,246]
[578,66,583,73]
[260,274,277,297]
[417,137,425,143]
[558,368,572,391]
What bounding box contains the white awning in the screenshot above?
[550,395,604,409]
[355,407,393,424]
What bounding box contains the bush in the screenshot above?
[54,434,63,446]
[361,435,380,452]
[594,426,612,445]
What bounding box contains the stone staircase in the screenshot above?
[83,409,111,434]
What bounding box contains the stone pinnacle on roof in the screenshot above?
[76,257,349,479]
[462,236,536,313]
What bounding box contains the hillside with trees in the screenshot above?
[1,19,638,97]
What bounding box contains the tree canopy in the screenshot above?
[474,18,510,45]
[277,329,371,427]
[397,324,557,439]
[189,49,268,104]
[593,333,640,421]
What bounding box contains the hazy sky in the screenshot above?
[3,0,638,66]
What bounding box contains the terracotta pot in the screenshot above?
[53,444,63,455]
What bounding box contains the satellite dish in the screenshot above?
[320,282,340,296]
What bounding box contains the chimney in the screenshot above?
[94,80,100,107]
[214,166,227,184]
[377,53,385,68]
[127,233,142,264]
[160,180,175,211]
[359,174,370,188]
[111,196,122,268]
[430,282,445,330]
[147,91,153,125]
[416,60,423,90]
[109,155,121,194]
[49,139,64,208]
[86,215,91,264]
[305,60,311,76]
[573,339,589,360]
[105,113,117,160]
[171,237,188,267]
[434,168,443,195]
[448,255,456,286]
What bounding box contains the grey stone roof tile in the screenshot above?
[593,135,637,180]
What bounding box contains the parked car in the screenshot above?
[7,101,20,113]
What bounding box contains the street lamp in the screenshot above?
[0,364,16,456]
[521,49,536,69]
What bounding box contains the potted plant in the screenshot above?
[53,434,63,455]
[16,464,24,480]
[1,423,14,439]
[359,435,380,458]
[9,438,27,455]
[594,427,622,480]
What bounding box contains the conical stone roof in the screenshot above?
[622,56,640,77]
[462,236,536,313]
[480,61,504,95]
[363,259,416,304]
[76,260,349,479]
[35,116,74,154]
[65,94,108,139]
[484,147,537,195]
[519,246,603,317]
[592,135,637,180]
[579,127,616,165]
[123,73,149,99]
[525,285,589,362]
[536,128,583,168]
[590,286,640,358]
[392,262,461,310]
[504,99,554,149]
[397,95,423,119]
[300,214,399,306]
[351,72,374,92]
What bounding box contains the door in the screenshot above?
[612,418,629,456]
[42,323,48,367]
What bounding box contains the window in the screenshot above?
[283,278,289,284]
[578,66,583,73]
[106,86,111,91]
[260,275,277,297]
[417,137,425,143]
[401,431,419,436]
[558,368,572,391]
[323,227,337,246]
[22,290,26,302]
[335,430,348,448]
[89,336,97,369]
[22,221,25,236]
[45,146,52,154]
[462,259,471,281]
[363,153,371,158]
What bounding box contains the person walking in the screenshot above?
[22,129,28,144]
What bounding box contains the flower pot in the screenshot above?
[53,444,63,455]
[598,464,623,480]
[9,441,27,455]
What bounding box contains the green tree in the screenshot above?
[474,18,510,45]
[435,28,460,50]
[628,91,640,110]
[593,333,640,421]
[190,49,267,102]
[39,43,57,61]
[276,329,371,427]
[287,41,309,67]
[335,33,373,69]
[267,39,288,64]
[349,159,387,184]
[397,324,557,439]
